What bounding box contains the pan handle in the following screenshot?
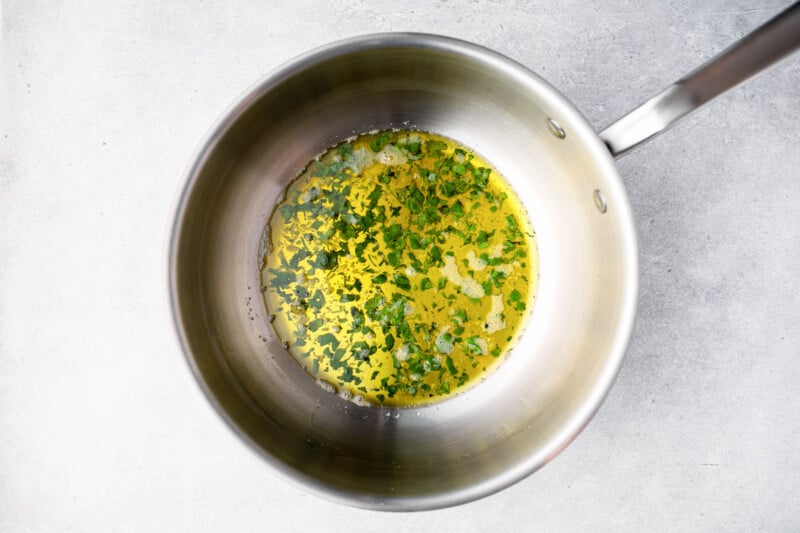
[599,1,800,158]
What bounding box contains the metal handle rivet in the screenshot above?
[593,189,607,214]
[546,118,566,139]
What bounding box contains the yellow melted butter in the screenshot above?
[262,131,538,407]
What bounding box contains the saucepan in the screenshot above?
[168,4,800,510]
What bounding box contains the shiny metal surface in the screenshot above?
[169,34,639,510]
[601,1,800,157]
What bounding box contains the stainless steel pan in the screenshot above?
[168,4,800,510]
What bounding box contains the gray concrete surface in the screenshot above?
[2,0,799,531]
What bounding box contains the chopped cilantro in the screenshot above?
[393,273,411,291]
[446,356,458,375]
[425,139,447,157]
[370,131,393,152]
[261,131,534,407]
[269,269,295,288]
[306,318,324,332]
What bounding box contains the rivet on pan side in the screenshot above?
[593,189,607,214]
[546,118,566,139]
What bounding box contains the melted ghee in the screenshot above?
[261,131,538,407]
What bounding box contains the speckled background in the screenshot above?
[2,1,799,531]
